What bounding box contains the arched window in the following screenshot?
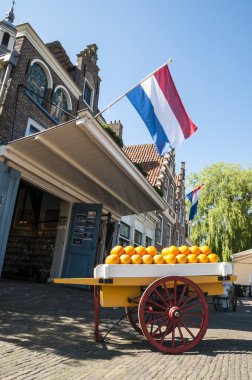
[51,88,68,123]
[1,32,10,47]
[26,63,48,106]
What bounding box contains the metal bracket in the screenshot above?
[99,278,113,284]
[218,275,231,281]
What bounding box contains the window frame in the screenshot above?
[2,32,10,47]
[134,229,142,247]
[155,215,163,245]
[169,184,175,209]
[25,118,45,136]
[163,175,169,201]
[145,236,152,247]
[166,223,172,246]
[83,79,95,110]
[119,222,131,247]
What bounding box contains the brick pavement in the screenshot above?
[0,280,251,380]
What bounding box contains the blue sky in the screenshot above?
[2,0,252,174]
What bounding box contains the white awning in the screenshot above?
[0,110,167,218]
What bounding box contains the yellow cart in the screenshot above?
[52,262,236,354]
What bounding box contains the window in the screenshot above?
[169,184,174,209]
[177,201,181,222]
[2,32,10,47]
[27,63,48,106]
[180,207,185,226]
[176,230,180,246]
[51,88,68,123]
[83,80,94,109]
[145,236,152,247]
[167,223,172,246]
[25,118,45,136]
[119,222,130,247]
[163,175,169,201]
[155,215,163,245]
[134,229,142,246]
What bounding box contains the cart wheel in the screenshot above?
[138,276,209,354]
[125,307,143,335]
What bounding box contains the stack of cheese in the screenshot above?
[105,245,219,264]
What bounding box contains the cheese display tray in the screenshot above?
[94,262,233,279]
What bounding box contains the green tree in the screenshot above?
[187,162,252,261]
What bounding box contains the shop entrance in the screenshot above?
[2,180,61,281]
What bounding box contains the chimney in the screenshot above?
[108,120,123,138]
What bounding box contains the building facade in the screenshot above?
[0,6,166,281]
[121,144,190,251]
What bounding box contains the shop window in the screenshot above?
[167,223,172,246]
[26,63,48,106]
[119,222,130,247]
[83,80,94,109]
[43,210,60,229]
[156,215,163,245]
[145,236,152,247]
[51,88,68,123]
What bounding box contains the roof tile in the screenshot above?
[124,144,164,186]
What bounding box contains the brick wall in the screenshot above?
[0,36,102,144]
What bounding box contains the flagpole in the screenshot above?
[93,58,173,120]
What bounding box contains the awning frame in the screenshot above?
[0,110,167,218]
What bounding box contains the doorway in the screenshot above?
[2,181,61,281]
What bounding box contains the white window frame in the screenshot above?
[53,85,73,111]
[25,118,45,136]
[156,215,163,245]
[134,229,142,247]
[30,59,53,89]
[83,78,95,110]
[119,221,131,247]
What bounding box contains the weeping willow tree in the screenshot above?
[187,162,252,261]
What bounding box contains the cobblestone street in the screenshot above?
[0,280,251,380]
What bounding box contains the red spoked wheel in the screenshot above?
[138,276,209,354]
[125,307,143,335]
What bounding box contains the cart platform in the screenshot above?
[51,262,236,354]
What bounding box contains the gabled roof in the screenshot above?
[124,144,164,186]
[46,41,74,73]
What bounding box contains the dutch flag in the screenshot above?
[126,64,198,156]
[187,184,204,221]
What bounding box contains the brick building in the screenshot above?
[0,5,166,281]
[121,144,189,251]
